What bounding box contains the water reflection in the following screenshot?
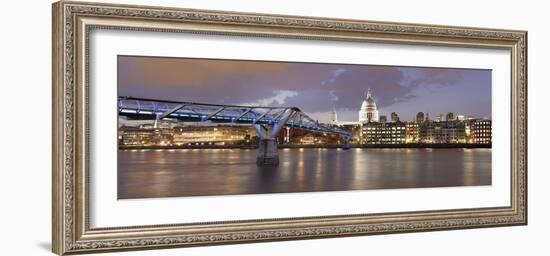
[118,148,492,199]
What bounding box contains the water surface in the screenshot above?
[118,148,491,199]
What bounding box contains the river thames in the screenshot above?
[118,148,491,199]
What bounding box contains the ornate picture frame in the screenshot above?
[52,1,527,255]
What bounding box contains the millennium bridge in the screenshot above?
[118,97,353,165]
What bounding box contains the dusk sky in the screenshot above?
[118,55,491,123]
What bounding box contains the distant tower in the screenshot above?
[391,112,399,122]
[416,112,424,123]
[446,112,455,121]
[416,112,425,123]
[154,113,161,129]
[359,88,379,123]
[330,105,338,125]
[425,112,430,122]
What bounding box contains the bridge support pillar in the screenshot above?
[253,109,295,166]
[256,138,279,165]
[342,137,351,150]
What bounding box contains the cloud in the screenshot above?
[407,68,465,89]
[322,68,348,85]
[329,90,339,102]
[240,90,298,106]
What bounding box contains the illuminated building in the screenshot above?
[359,88,379,123]
[439,121,466,143]
[335,123,362,144]
[172,125,254,145]
[297,134,330,144]
[419,121,466,143]
[119,126,153,145]
[299,134,316,144]
[278,127,340,145]
[119,126,173,146]
[361,121,406,144]
[463,119,476,143]
[473,119,492,144]
[405,123,420,143]
[118,123,256,147]
[435,114,444,122]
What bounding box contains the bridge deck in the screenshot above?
[118,97,352,138]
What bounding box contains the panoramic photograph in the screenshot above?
[117,55,492,199]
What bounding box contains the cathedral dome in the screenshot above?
[359,88,379,122]
[361,90,377,110]
[364,96,376,108]
[361,100,369,110]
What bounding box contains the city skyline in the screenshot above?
[117,55,493,199]
[118,55,492,123]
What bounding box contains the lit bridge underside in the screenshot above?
[118,97,353,165]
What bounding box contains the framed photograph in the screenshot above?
[52,1,527,255]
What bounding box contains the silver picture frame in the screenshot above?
[52,1,527,254]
